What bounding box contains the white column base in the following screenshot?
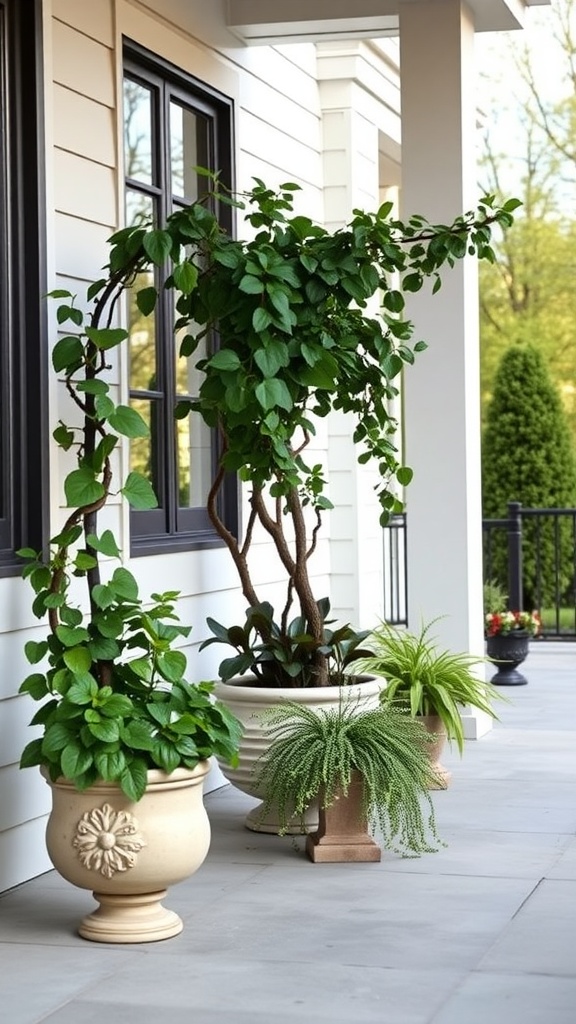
[461,707,493,740]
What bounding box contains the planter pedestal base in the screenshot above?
[79,889,183,944]
[428,763,451,790]
[305,774,381,863]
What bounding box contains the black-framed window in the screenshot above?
[0,0,47,575]
[123,42,237,555]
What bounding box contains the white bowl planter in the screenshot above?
[213,676,384,833]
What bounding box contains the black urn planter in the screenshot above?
[486,631,530,686]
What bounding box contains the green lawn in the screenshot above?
[539,607,576,633]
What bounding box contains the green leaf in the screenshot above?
[108,405,149,438]
[254,342,288,378]
[94,395,115,420]
[56,304,83,327]
[24,640,49,665]
[127,657,152,682]
[239,274,264,295]
[60,743,94,779]
[119,759,149,801]
[99,694,133,718]
[93,609,124,638]
[157,650,186,683]
[208,349,242,372]
[76,379,109,396]
[91,583,116,610]
[53,424,75,450]
[88,719,120,743]
[255,379,293,412]
[67,677,98,704]
[136,286,158,316]
[402,272,423,293]
[20,738,44,769]
[252,307,272,333]
[64,468,105,508]
[110,567,139,601]
[74,551,98,571]
[19,673,49,699]
[42,723,73,755]
[52,336,84,373]
[173,261,198,295]
[59,605,84,627]
[396,465,413,487]
[94,750,127,781]
[383,290,405,313]
[121,720,155,751]
[143,229,173,265]
[153,739,180,774]
[121,472,158,510]
[55,624,90,647]
[63,648,93,676]
[89,635,120,660]
[84,326,129,350]
[86,529,122,558]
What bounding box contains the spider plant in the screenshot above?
[253,695,444,856]
[359,620,502,754]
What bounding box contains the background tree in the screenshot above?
[482,344,576,608]
[477,0,576,441]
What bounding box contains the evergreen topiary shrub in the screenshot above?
[482,344,576,608]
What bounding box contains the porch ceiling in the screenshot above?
[226,0,551,44]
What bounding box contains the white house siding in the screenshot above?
[317,41,402,629]
[0,0,400,891]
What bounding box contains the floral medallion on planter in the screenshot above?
[72,804,147,878]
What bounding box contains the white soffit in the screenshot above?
[226,0,552,43]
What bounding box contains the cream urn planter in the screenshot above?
[42,762,211,944]
[213,676,384,834]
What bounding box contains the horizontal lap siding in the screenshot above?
[1,0,326,891]
[0,0,118,893]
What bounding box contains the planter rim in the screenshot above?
[214,674,382,706]
[485,629,531,639]
[41,761,211,796]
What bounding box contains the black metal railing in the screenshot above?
[483,502,576,639]
[383,504,576,638]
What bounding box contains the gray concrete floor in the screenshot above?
[1,641,575,1024]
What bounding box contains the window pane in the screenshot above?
[124,78,153,184]
[130,398,163,507]
[129,271,157,392]
[126,188,154,230]
[175,321,208,396]
[176,412,213,509]
[170,102,209,200]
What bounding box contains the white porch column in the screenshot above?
[399,1,490,737]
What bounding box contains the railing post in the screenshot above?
[507,501,523,610]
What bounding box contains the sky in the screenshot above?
[474,1,575,211]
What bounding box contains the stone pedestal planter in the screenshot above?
[43,763,211,943]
